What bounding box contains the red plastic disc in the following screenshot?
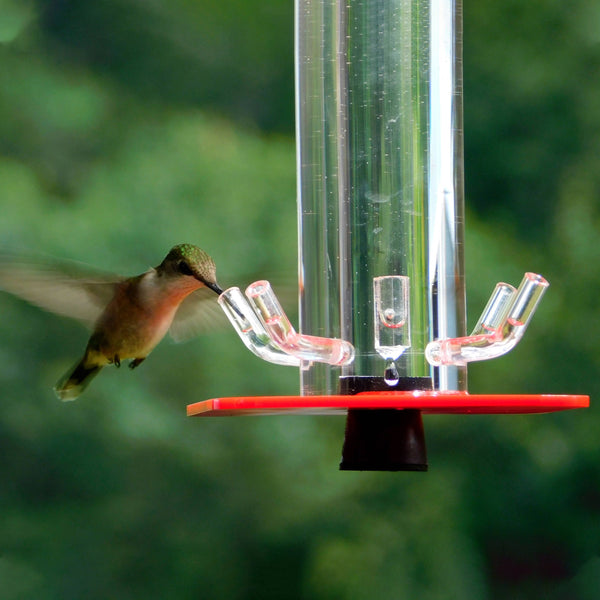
[187,391,589,417]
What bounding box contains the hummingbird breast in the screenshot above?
[86,271,200,364]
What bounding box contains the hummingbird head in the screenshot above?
[158,244,223,295]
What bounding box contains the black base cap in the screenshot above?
[339,376,431,472]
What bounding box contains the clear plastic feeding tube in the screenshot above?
[296,0,466,393]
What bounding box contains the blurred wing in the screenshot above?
[169,277,298,343]
[0,253,122,327]
[169,287,227,342]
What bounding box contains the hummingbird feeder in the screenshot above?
[188,0,589,470]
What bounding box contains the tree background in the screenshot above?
[0,0,599,598]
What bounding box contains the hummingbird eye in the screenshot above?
[178,261,194,277]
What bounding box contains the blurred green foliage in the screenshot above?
[0,0,599,598]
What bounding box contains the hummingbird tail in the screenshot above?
[54,359,103,401]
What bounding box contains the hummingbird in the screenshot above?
[0,244,224,401]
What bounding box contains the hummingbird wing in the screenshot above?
[0,253,122,327]
[169,277,298,343]
[169,287,226,342]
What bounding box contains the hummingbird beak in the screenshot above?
[204,281,224,296]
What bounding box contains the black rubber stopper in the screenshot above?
[339,376,432,472]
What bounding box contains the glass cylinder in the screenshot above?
[296,0,466,394]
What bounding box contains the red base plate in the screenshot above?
[187,391,589,417]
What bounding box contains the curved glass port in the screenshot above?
[245,280,355,367]
[218,287,301,366]
[425,273,549,366]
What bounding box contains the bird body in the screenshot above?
[0,244,223,401]
[88,269,203,364]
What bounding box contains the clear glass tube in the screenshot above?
[471,282,516,335]
[373,275,411,362]
[296,0,465,393]
[373,275,412,385]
